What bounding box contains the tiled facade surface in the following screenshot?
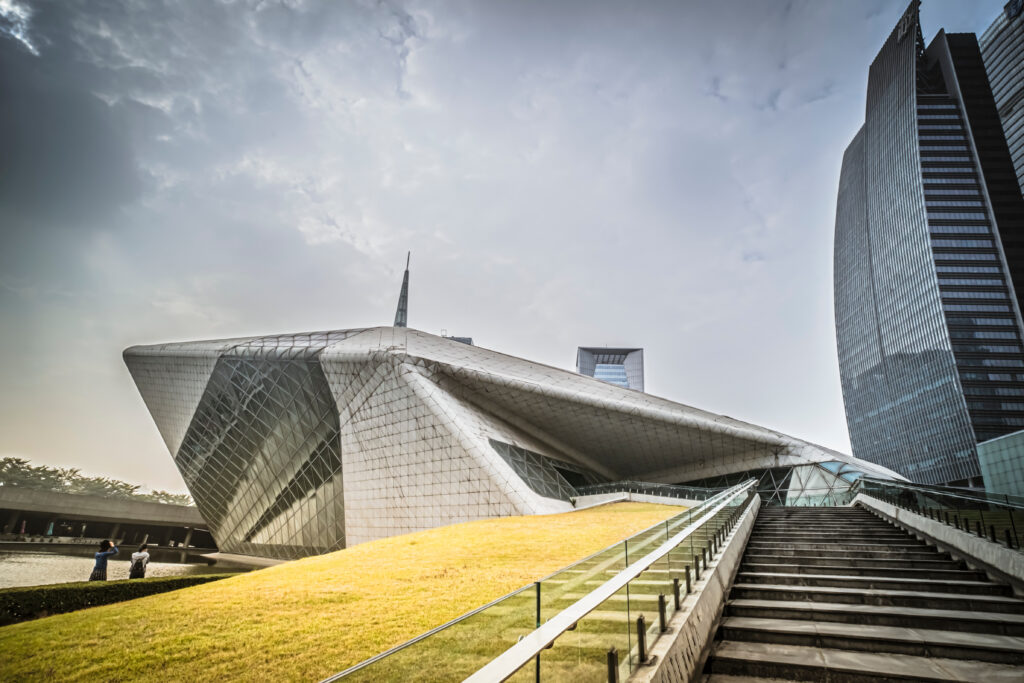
[978,428,1024,496]
[125,327,899,559]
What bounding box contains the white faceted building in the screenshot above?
[125,327,898,560]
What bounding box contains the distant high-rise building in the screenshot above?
[576,347,644,392]
[443,336,474,346]
[393,252,410,328]
[834,0,1024,486]
[981,0,1024,197]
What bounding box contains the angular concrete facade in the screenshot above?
[126,327,898,560]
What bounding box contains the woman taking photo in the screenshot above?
[88,540,118,581]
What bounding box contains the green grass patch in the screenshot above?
[0,502,678,682]
[0,575,240,626]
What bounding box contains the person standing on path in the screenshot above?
[89,540,118,581]
[128,544,150,579]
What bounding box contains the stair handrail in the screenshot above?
[856,477,1024,511]
[463,478,758,683]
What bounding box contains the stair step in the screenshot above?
[743,547,941,559]
[741,555,963,569]
[726,598,1024,635]
[740,562,987,581]
[703,676,793,683]
[749,533,913,540]
[735,571,1011,595]
[707,640,1024,682]
[749,533,923,540]
[729,583,1024,613]
[719,616,1024,665]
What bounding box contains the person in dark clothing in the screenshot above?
[129,543,150,579]
[89,540,118,581]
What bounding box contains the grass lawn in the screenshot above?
[0,502,678,682]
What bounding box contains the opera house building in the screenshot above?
[124,327,899,560]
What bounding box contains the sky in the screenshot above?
[0,0,1008,494]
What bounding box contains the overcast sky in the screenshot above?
[0,0,1007,494]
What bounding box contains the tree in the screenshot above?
[0,457,193,506]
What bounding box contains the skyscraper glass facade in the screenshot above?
[835,1,1024,486]
[576,347,644,392]
[981,0,1024,196]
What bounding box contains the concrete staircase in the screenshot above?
[703,506,1024,682]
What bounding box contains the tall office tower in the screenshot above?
[576,347,644,391]
[981,0,1024,196]
[834,0,1024,486]
[393,252,410,328]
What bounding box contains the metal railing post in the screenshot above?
[535,582,541,682]
[685,565,692,593]
[673,577,681,609]
[658,594,667,633]
[636,615,647,664]
[607,647,618,683]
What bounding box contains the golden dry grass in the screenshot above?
[0,502,678,682]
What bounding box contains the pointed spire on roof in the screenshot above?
[393,251,410,327]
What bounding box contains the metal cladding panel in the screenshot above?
[319,339,548,547]
[124,340,239,456]
[387,329,898,483]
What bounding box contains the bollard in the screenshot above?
[954,515,960,530]
[673,577,682,609]
[976,521,984,537]
[607,647,619,683]
[694,556,701,581]
[702,546,709,569]
[658,594,667,633]
[685,565,692,593]
[944,511,950,526]
[637,615,648,664]
[1005,528,1015,549]
[989,525,997,543]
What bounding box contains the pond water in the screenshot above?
[0,546,246,589]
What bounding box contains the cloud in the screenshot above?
[0,0,38,55]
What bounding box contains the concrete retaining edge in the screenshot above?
[630,493,760,683]
[573,493,703,509]
[853,492,1024,596]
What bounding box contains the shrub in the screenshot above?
[0,574,239,626]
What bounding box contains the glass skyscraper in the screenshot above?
[835,0,1024,486]
[981,0,1024,196]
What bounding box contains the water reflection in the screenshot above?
[0,547,247,589]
